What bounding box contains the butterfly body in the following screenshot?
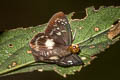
[29,12,84,67]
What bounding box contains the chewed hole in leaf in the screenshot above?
[38,68,43,72]
[8,65,12,69]
[27,50,32,54]
[89,45,95,48]
[81,56,87,60]
[8,44,13,48]
[108,21,120,40]
[11,62,17,67]
[79,27,83,30]
[94,27,100,32]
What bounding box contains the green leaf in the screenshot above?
[0,6,120,77]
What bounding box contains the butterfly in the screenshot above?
[29,12,84,67]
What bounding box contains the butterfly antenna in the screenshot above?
[72,29,77,41]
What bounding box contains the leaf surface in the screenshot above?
[0,6,120,77]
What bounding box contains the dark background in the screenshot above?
[0,0,120,80]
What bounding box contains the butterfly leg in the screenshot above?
[72,29,77,41]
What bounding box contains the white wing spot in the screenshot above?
[49,50,52,54]
[55,18,59,22]
[68,60,72,63]
[67,60,73,64]
[59,19,63,21]
[56,32,61,35]
[49,56,59,60]
[58,20,61,23]
[61,30,66,32]
[40,36,44,38]
[45,39,55,49]
[56,27,60,30]
[61,22,64,24]
[65,21,67,24]
[46,52,49,56]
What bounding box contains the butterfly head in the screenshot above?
[69,44,80,54]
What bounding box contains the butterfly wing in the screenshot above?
[29,33,71,62]
[29,12,84,67]
[45,12,72,46]
[57,54,84,67]
[29,33,83,67]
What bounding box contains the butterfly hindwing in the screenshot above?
[45,12,72,45]
[29,33,71,62]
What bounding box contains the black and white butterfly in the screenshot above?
[29,12,84,67]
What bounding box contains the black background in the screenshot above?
[0,0,120,80]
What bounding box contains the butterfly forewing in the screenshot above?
[45,12,72,45]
